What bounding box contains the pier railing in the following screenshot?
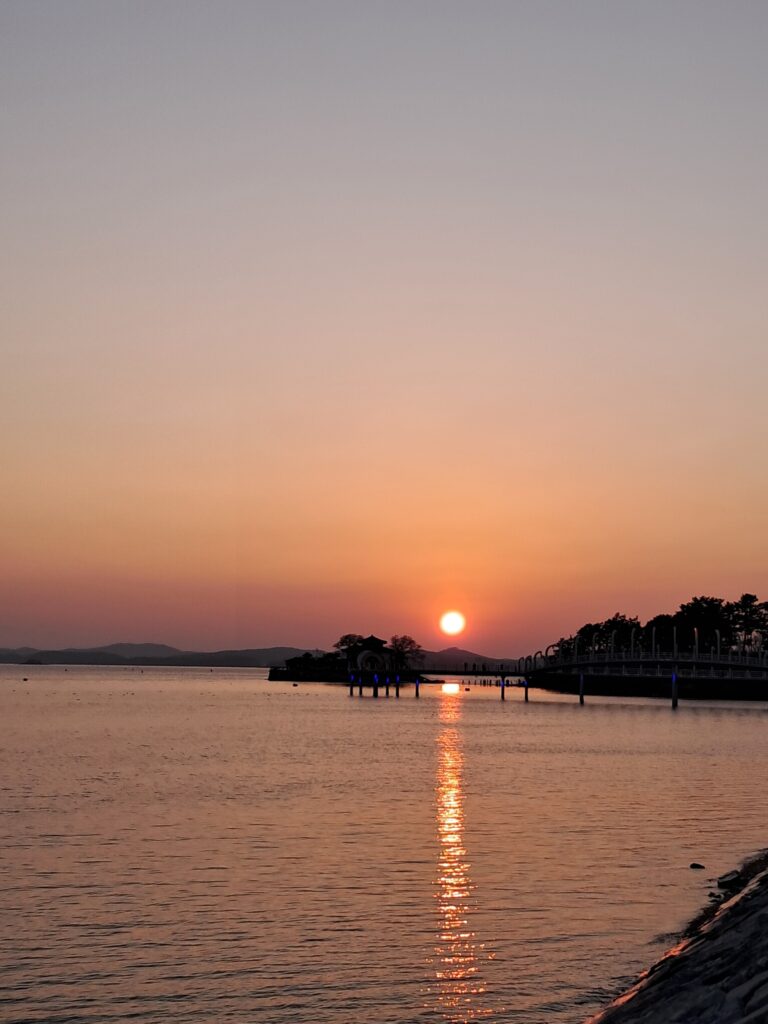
[426,648,768,681]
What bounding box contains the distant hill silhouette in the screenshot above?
[0,644,325,667]
[79,642,183,659]
[0,641,514,669]
[153,647,326,668]
[0,646,38,658]
[421,646,513,670]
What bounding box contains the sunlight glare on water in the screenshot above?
[431,694,497,1022]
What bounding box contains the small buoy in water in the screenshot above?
[292,682,299,687]
[464,687,470,692]
[690,862,705,870]
[22,677,28,682]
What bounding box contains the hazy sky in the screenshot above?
[2,1,767,655]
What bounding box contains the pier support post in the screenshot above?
[385,679,390,697]
[358,680,363,696]
[671,672,678,709]
[524,678,529,702]
[349,677,354,697]
[579,673,584,705]
[415,679,420,699]
[500,677,505,700]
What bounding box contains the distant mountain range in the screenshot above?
[0,642,514,669]
[420,646,514,670]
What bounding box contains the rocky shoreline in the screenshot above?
[585,850,768,1023]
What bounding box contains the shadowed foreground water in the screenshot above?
[2,666,768,1023]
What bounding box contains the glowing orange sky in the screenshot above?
[2,3,767,655]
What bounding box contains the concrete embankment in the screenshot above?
[585,851,768,1024]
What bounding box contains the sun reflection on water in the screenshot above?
[430,692,496,1022]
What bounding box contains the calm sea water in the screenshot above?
[2,666,768,1024]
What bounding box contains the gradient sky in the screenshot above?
[2,1,767,655]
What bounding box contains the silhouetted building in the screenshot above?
[344,635,394,674]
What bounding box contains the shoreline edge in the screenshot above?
[584,849,768,1024]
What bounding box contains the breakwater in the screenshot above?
[586,850,768,1024]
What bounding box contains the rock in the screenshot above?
[717,870,742,890]
[690,862,706,870]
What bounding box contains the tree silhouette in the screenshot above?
[570,613,639,653]
[554,592,767,658]
[644,613,677,652]
[333,633,364,652]
[675,596,733,650]
[389,635,424,669]
[727,594,768,650]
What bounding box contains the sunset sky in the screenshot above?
[2,1,767,656]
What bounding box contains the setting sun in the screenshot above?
[439,610,466,636]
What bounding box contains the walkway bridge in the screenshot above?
[429,649,768,681]
[425,649,768,702]
[524,648,768,682]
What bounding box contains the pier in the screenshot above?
[522,648,768,703]
[348,673,411,698]
[348,648,768,707]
